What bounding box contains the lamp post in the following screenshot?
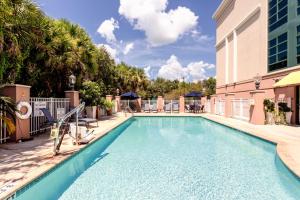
[203,87,206,96]
[68,74,76,91]
[254,74,262,90]
[116,88,120,96]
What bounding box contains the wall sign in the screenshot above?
[34,102,47,116]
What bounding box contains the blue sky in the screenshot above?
[35,0,222,82]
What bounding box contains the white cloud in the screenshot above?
[97,44,118,60]
[144,66,151,78]
[119,0,198,47]
[97,18,119,43]
[123,42,134,55]
[158,55,187,80]
[157,55,214,81]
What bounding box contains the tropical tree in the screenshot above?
[202,77,216,96]
[0,96,17,134]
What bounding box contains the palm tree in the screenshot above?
[0,96,17,134]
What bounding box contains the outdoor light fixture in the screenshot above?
[203,87,206,95]
[254,73,262,90]
[68,74,76,90]
[116,88,120,96]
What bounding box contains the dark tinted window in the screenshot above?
[278,0,287,10]
[278,33,287,43]
[278,51,287,61]
[268,0,288,32]
[278,42,287,52]
[269,38,277,47]
[269,47,277,55]
[268,32,288,71]
[269,0,277,8]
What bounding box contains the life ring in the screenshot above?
[16,101,32,120]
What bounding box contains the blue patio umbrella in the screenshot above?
[121,92,139,100]
[185,91,203,98]
[185,91,203,113]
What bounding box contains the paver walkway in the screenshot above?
[0,115,129,199]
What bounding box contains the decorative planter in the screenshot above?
[86,106,97,119]
[106,109,112,116]
[265,112,275,125]
[285,112,292,124]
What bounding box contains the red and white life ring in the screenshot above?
[16,101,32,120]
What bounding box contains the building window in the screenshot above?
[269,0,288,32]
[297,25,300,64]
[298,0,300,15]
[268,32,288,71]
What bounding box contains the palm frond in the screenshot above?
[0,115,15,135]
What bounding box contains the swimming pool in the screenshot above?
[15,117,300,199]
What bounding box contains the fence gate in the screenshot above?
[30,98,70,136]
[231,99,250,121]
[215,99,225,116]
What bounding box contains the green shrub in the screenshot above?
[278,102,292,112]
[79,81,103,106]
[103,100,114,111]
[263,99,275,113]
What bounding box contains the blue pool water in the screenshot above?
[15,117,300,200]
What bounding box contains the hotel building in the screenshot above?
[211,0,300,125]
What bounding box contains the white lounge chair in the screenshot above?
[165,103,171,113]
[152,104,158,113]
[69,124,95,144]
[144,103,150,112]
[172,103,179,112]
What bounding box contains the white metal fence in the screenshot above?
[0,104,9,143]
[120,100,140,112]
[164,100,180,112]
[29,97,70,136]
[215,99,225,116]
[231,99,250,121]
[141,100,158,112]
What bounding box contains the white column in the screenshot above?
[233,30,238,82]
[225,37,229,84]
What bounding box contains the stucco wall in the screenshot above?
[216,42,226,87]
[215,0,268,86]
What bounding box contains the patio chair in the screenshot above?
[189,104,195,113]
[185,105,190,112]
[144,104,150,112]
[152,103,158,113]
[194,104,201,113]
[41,108,98,128]
[172,103,179,112]
[77,111,99,127]
[200,105,205,113]
[165,103,171,113]
[40,108,58,127]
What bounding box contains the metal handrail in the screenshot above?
[53,103,85,155]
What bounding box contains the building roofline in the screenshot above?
[212,0,234,20]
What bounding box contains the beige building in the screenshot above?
[212,0,300,125]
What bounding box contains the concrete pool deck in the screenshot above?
[0,115,130,200]
[0,113,300,199]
